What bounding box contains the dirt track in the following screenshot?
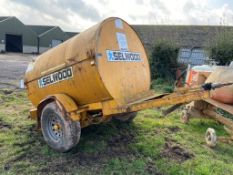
[0,53,36,88]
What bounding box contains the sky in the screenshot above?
[0,0,233,32]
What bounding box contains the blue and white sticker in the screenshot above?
[116,32,128,51]
[115,19,123,29]
[106,50,142,62]
[38,67,73,88]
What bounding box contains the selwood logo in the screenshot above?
[106,50,141,62]
[38,67,73,88]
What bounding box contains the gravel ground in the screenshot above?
[0,53,36,88]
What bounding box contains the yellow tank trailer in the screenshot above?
[24,17,150,152]
[24,17,229,152]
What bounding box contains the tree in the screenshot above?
[211,31,233,65]
[150,40,179,80]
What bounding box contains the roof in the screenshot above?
[0,16,11,22]
[27,25,56,35]
[65,32,79,38]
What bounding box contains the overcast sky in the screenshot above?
[0,0,233,32]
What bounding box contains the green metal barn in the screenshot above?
[0,16,71,54]
[0,16,37,53]
[28,25,69,53]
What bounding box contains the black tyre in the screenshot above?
[113,112,137,122]
[41,102,81,152]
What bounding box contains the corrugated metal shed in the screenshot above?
[65,32,79,38]
[27,25,55,35]
[0,16,38,53]
[28,25,70,53]
[0,16,10,22]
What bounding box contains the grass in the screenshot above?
[151,78,175,93]
[0,89,233,175]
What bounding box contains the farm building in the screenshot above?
[65,32,79,38]
[0,16,71,54]
[27,25,69,53]
[0,16,38,53]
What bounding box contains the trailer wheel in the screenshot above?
[41,102,81,152]
[113,112,137,122]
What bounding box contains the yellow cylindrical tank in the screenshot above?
[24,17,150,108]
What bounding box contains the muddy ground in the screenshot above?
[0,54,232,174]
[0,53,35,88]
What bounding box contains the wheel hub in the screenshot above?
[48,114,63,141]
[53,123,62,131]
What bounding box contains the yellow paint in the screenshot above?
[25,17,150,110]
[84,102,102,111]
[70,112,81,121]
[41,63,66,75]
[24,17,213,128]
[29,108,38,120]
[49,94,81,121]
[103,89,210,115]
[50,94,78,113]
[25,17,150,126]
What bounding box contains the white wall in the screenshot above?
[0,44,50,54]
[0,44,5,52]
[23,45,37,53]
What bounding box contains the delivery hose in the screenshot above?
[163,82,233,116]
[202,82,233,91]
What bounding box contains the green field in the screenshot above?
[0,89,232,175]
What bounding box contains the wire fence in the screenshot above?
[178,48,210,66]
